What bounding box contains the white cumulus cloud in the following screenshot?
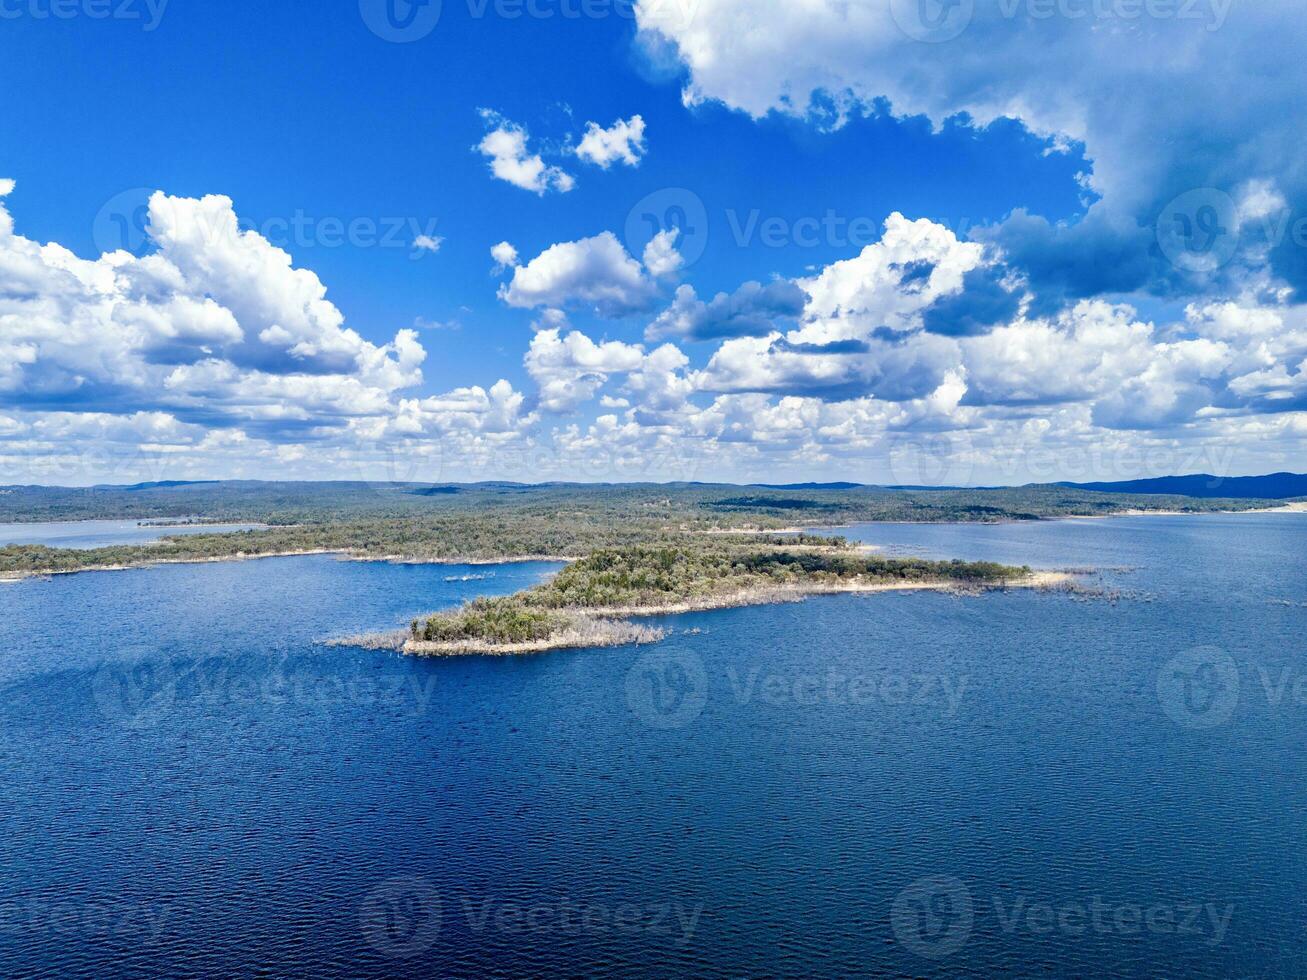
[574,115,647,168]
[475,110,575,195]
[500,231,663,317]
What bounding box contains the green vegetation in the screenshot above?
[0,480,1276,580]
[414,597,570,645]
[410,542,1033,652]
[531,543,1025,609]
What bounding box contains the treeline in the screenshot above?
[0,480,1271,579]
[411,543,1030,645]
[0,479,1272,526]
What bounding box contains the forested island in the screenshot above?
[394,540,1050,655]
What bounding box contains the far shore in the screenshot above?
[0,548,344,582]
[4,499,1302,583]
[1050,506,1307,522]
[0,548,577,583]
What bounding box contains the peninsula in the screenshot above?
[397,540,1057,656]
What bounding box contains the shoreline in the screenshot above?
[5,501,1301,583]
[393,570,1073,657]
[0,549,578,583]
[0,548,345,582]
[1056,502,1307,520]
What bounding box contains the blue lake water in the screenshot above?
[0,520,265,550]
[2,515,1306,977]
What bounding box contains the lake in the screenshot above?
[1,514,1305,977]
[0,520,266,550]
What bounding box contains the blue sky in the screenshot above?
[1,1,1084,387]
[1,0,1304,485]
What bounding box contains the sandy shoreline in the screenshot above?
[1246,501,1307,513]
[341,553,580,566]
[392,570,1072,657]
[1058,502,1307,520]
[0,548,344,582]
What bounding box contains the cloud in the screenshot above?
[647,279,806,342]
[676,213,1307,445]
[413,316,461,332]
[574,115,647,168]
[499,231,662,317]
[695,329,959,403]
[475,110,575,195]
[797,213,986,337]
[634,0,1307,304]
[641,228,683,279]
[524,327,647,412]
[4,176,1307,484]
[921,265,1024,337]
[522,324,695,426]
[490,240,520,271]
[0,184,540,478]
[413,234,443,253]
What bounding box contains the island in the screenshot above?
[387,539,1058,656]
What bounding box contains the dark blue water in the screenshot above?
[0,520,265,549]
[2,516,1306,977]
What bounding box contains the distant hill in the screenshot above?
[113,480,222,492]
[752,482,867,491]
[1061,473,1307,499]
